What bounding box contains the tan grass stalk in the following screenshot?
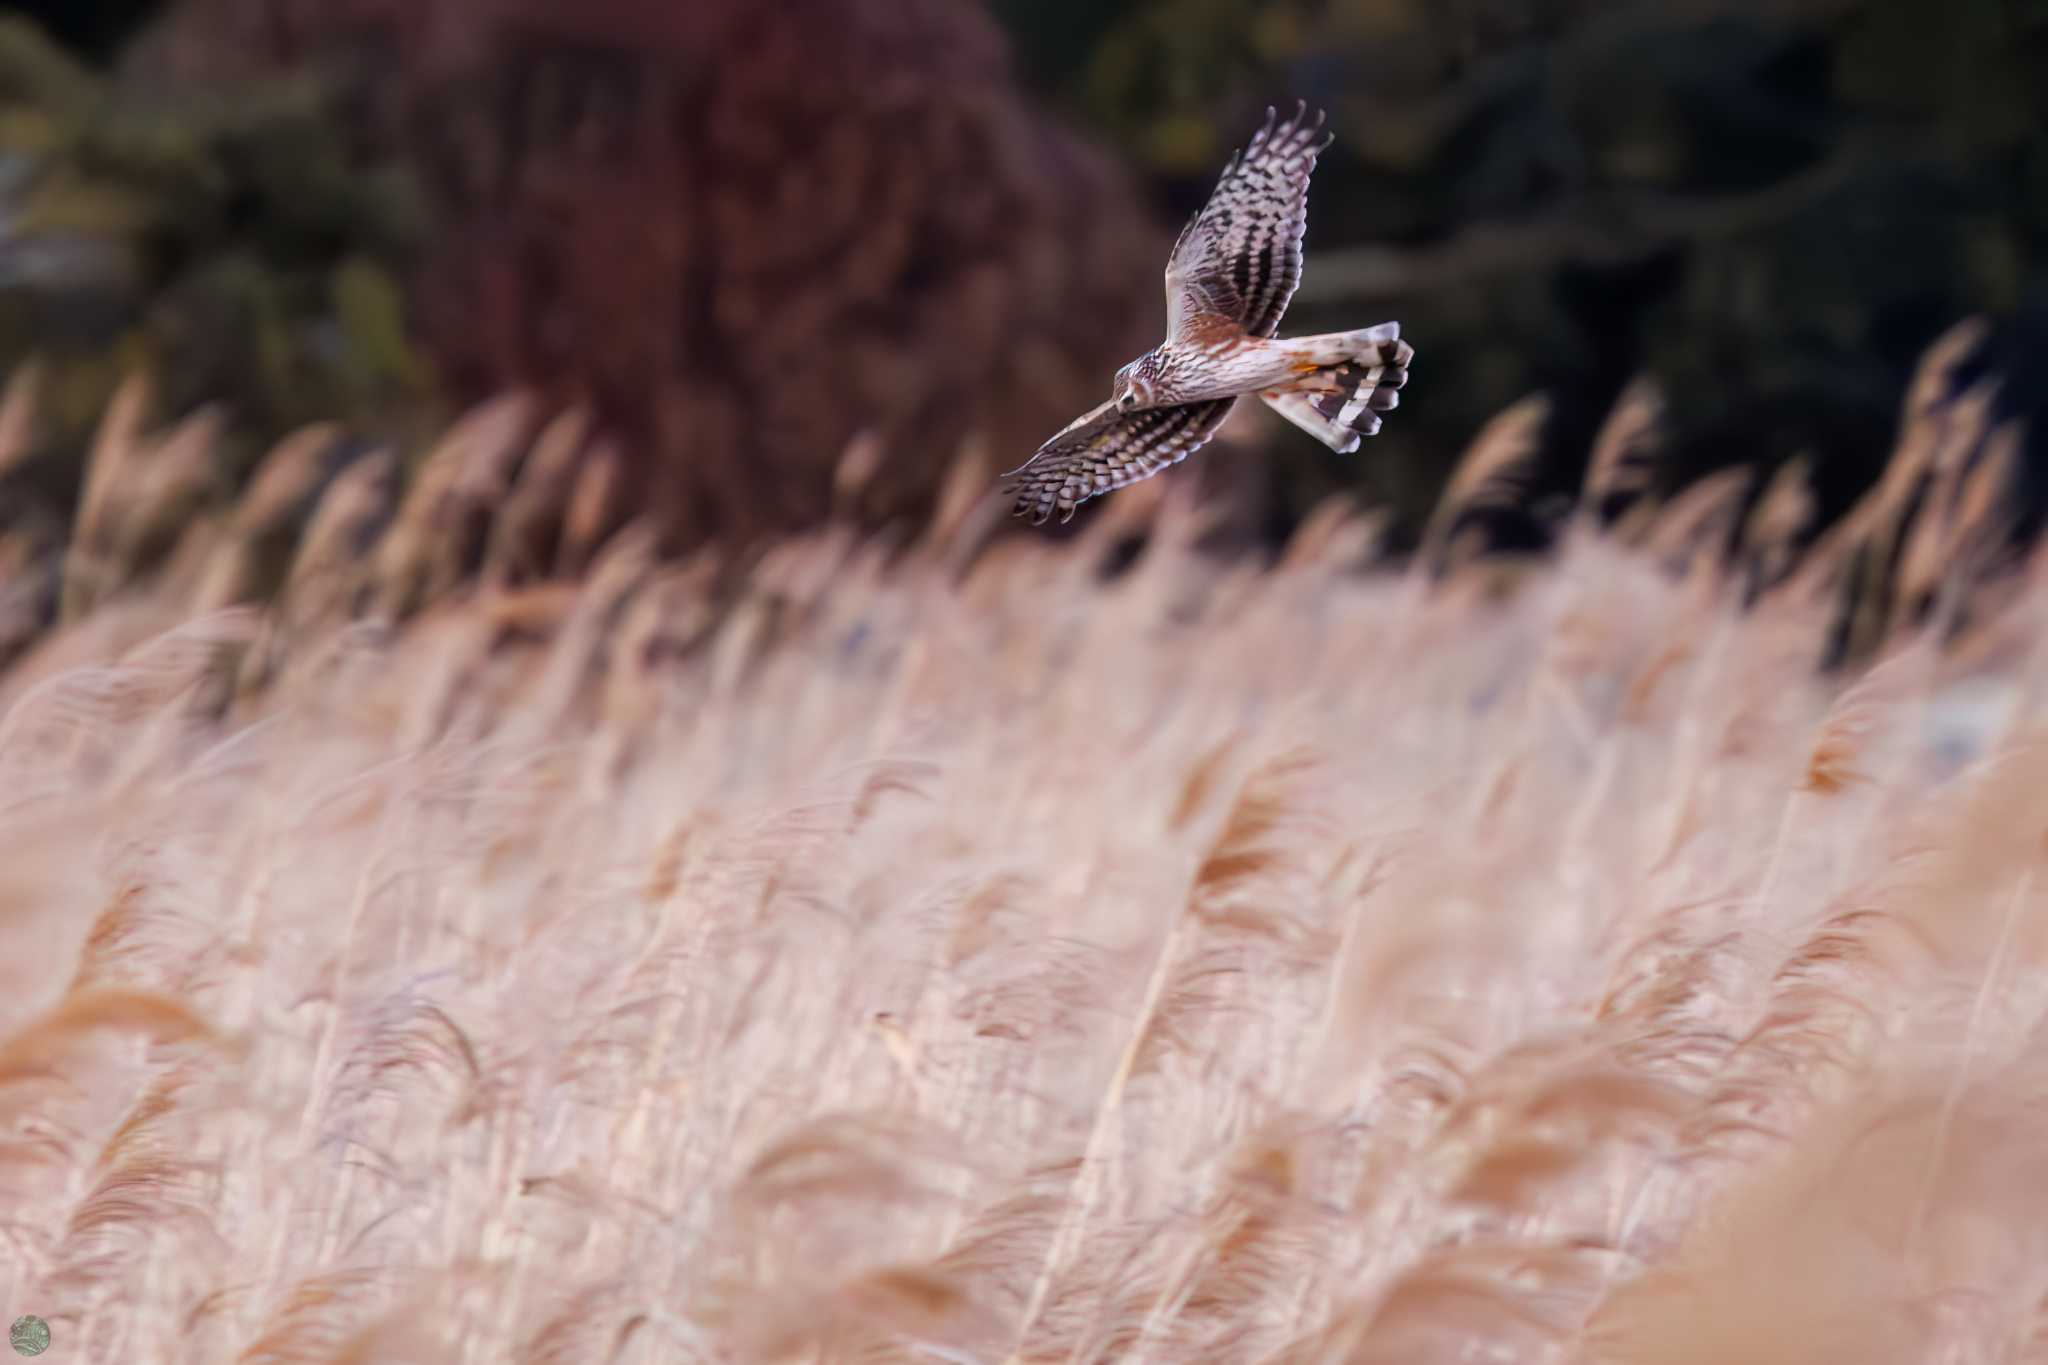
[1419,393,1551,574]
[6,334,2048,1360]
[1579,375,1667,541]
[0,356,45,479]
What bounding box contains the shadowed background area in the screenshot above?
[3,0,2044,560]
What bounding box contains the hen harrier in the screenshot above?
[1003,102,1413,525]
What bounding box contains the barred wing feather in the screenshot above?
[1164,101,1333,342]
[1002,399,1237,524]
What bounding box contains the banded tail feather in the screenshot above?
[1308,349,1408,436]
[1261,341,1410,453]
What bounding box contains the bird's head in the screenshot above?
[1112,360,1157,414]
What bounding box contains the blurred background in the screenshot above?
[1,0,2044,581]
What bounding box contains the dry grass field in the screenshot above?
[2,327,2047,1363]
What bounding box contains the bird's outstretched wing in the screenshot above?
[1164,101,1333,343]
[1002,398,1237,524]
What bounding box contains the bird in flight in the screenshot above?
[1003,102,1413,525]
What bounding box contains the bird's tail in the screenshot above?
[1261,330,1412,451]
[1264,390,1361,452]
[1307,342,1410,439]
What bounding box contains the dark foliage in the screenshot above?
[1010,0,2048,549]
[2,0,2044,562]
[108,0,1166,550]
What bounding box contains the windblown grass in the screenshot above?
[1,323,2046,1362]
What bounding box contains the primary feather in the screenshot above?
[1002,400,1237,526]
[1165,101,1332,342]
